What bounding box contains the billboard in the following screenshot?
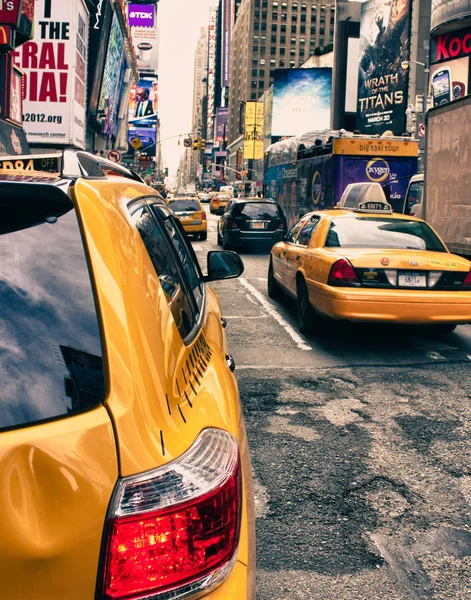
[128,77,158,126]
[11,0,89,147]
[222,0,232,87]
[357,0,412,135]
[206,7,217,141]
[272,68,332,137]
[215,107,228,142]
[128,125,156,158]
[244,101,264,160]
[429,27,471,106]
[128,3,159,72]
[98,10,126,138]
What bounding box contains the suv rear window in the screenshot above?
[0,185,105,431]
[170,199,200,212]
[233,202,282,220]
[325,217,447,252]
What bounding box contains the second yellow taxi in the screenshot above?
[268,183,471,334]
[167,196,208,240]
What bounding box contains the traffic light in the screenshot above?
[199,138,205,150]
[193,139,199,150]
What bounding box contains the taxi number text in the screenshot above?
[398,273,427,287]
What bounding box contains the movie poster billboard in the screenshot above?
[429,27,471,107]
[243,102,264,160]
[272,68,332,137]
[357,0,412,135]
[11,0,89,147]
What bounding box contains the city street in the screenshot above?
[195,213,471,599]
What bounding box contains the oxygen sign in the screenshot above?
[366,158,390,183]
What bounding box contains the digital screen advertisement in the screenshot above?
[128,78,158,127]
[430,27,471,107]
[128,126,156,157]
[357,0,411,135]
[272,68,332,137]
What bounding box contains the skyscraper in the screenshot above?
[227,0,335,145]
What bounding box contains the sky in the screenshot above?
[158,0,217,179]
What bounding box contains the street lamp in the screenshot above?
[402,56,430,171]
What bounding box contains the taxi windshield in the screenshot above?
[325,217,447,252]
[169,199,200,212]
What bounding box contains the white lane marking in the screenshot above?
[238,277,311,351]
[224,315,269,319]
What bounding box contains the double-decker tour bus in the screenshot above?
[263,130,419,227]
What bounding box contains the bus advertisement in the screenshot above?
[263,132,419,227]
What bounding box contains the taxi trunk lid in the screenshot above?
[327,249,471,290]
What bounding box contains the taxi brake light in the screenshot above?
[463,269,471,287]
[202,212,207,220]
[328,259,360,286]
[99,429,241,600]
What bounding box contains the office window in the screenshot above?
[255,10,260,17]
[254,21,260,29]
[270,58,276,65]
[272,12,278,19]
[252,81,257,88]
[290,48,296,56]
[262,12,267,18]
[301,2,307,9]
[261,21,267,30]
[280,24,286,31]
[291,25,297,32]
[260,58,266,64]
[301,13,306,21]
[253,57,259,65]
[261,34,266,39]
[251,92,257,100]
[310,26,316,34]
[320,27,324,34]
[272,23,277,31]
[300,37,306,44]
[280,35,286,43]
[252,69,258,76]
[292,2,298,8]
[280,47,286,55]
[255,0,260,5]
[281,12,287,20]
[260,45,266,53]
[291,36,296,43]
[271,46,276,54]
[253,45,259,52]
[279,59,285,67]
[292,14,298,21]
[290,60,295,67]
[271,34,277,42]
[299,48,305,56]
[281,1,287,7]
[259,69,265,76]
[300,25,306,33]
[273,0,278,5]
[259,81,265,88]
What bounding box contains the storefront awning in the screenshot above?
[0,121,30,156]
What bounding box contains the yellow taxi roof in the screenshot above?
[313,209,425,222]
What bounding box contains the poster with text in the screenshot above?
[11,0,89,147]
[357,0,411,135]
[244,102,264,160]
[128,78,158,127]
[272,68,332,137]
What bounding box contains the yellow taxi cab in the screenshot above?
[167,196,208,240]
[268,182,471,334]
[210,192,232,215]
[0,150,255,600]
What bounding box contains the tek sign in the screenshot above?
[127,4,154,28]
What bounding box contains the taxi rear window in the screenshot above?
[170,199,200,212]
[0,185,105,431]
[325,217,447,252]
[233,202,282,220]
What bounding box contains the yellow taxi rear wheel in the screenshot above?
[296,278,314,334]
[200,232,207,241]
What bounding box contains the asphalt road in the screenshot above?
[194,211,471,600]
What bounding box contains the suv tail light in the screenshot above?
[99,429,241,600]
[228,220,239,229]
[202,211,207,220]
[328,259,360,286]
[463,268,471,287]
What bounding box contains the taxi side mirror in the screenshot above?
[203,251,244,282]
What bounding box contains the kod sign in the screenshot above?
[431,27,471,63]
[128,3,154,28]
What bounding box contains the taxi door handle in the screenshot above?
[282,250,287,256]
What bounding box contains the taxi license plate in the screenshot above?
[251,222,266,229]
[398,272,427,287]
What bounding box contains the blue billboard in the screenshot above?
[272,68,332,137]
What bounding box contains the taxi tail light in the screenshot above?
[328,259,360,286]
[99,429,241,600]
[463,269,471,287]
[279,219,287,231]
[202,212,207,220]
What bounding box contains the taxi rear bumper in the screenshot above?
[181,222,207,233]
[310,282,471,324]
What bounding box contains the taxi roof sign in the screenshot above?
[337,182,392,214]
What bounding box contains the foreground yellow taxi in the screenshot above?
[0,150,255,600]
[167,196,208,240]
[268,183,471,334]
